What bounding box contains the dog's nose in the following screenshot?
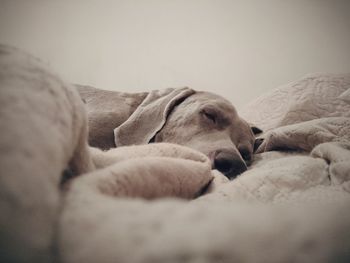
[213,150,247,179]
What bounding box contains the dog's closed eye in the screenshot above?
[201,109,217,124]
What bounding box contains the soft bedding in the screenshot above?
[59,74,350,263]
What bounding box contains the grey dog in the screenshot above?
[78,85,262,179]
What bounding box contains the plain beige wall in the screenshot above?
[1,0,349,109]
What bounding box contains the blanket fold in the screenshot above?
[69,143,213,199]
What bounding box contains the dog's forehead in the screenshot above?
[188,91,237,113]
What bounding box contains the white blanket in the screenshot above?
[59,74,350,263]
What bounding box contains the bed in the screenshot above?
[59,73,350,263]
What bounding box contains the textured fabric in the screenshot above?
[8,45,350,263]
[60,74,350,263]
[239,73,350,131]
[0,45,93,263]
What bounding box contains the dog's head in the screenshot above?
[115,88,262,179]
[153,91,261,179]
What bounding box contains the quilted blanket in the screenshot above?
[59,74,350,263]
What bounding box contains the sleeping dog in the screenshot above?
[78,85,262,179]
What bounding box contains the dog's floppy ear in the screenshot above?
[253,138,264,152]
[249,124,263,152]
[114,87,195,146]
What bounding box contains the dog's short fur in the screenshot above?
[78,86,261,179]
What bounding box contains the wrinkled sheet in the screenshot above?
[240,73,350,131]
[60,74,350,263]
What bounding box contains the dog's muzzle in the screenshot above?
[212,149,247,179]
